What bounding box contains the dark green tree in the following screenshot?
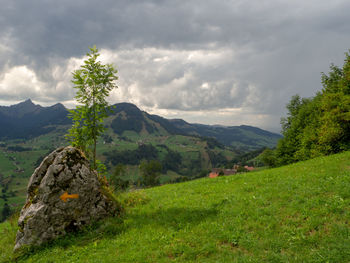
[110,164,129,191]
[1,203,11,222]
[317,53,350,154]
[139,160,162,186]
[66,46,118,169]
[161,149,182,173]
[259,148,277,167]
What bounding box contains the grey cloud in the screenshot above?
[0,0,350,132]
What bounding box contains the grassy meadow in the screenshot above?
[1,151,350,262]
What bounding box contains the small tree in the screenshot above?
[139,160,162,186]
[259,148,277,167]
[110,164,129,191]
[66,46,118,169]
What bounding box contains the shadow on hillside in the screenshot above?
[127,207,219,231]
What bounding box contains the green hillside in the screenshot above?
[0,100,281,218]
[0,123,236,218]
[2,151,350,262]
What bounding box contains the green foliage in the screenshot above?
[207,150,227,167]
[6,146,32,152]
[259,148,278,167]
[227,147,266,167]
[95,159,107,176]
[104,144,186,176]
[0,203,11,222]
[139,160,162,186]
[191,169,210,179]
[109,164,129,191]
[104,144,158,166]
[276,51,350,165]
[161,148,182,173]
[66,46,118,169]
[119,190,150,207]
[112,163,126,178]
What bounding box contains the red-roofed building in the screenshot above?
[209,172,219,178]
[244,165,255,172]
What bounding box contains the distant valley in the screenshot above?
[0,99,281,218]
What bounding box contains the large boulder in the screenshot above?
[14,146,118,251]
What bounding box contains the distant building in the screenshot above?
[222,169,237,175]
[208,168,237,178]
[209,165,255,178]
[209,172,219,178]
[244,165,255,172]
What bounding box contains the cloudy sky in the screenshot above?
[0,0,349,132]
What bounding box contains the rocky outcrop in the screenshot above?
[14,146,118,251]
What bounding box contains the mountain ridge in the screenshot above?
[0,100,281,150]
[0,99,70,139]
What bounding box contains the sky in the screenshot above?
[0,0,349,133]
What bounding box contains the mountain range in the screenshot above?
[0,99,69,139]
[0,99,282,213]
[0,99,281,150]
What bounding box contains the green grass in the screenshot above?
[0,151,16,176]
[2,151,350,262]
[0,146,48,212]
[0,215,18,263]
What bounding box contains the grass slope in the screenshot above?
[2,152,350,262]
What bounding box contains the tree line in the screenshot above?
[261,51,350,166]
[103,144,198,176]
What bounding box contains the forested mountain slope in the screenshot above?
[0,99,69,139]
[0,100,281,150]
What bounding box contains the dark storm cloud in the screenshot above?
[0,0,350,131]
